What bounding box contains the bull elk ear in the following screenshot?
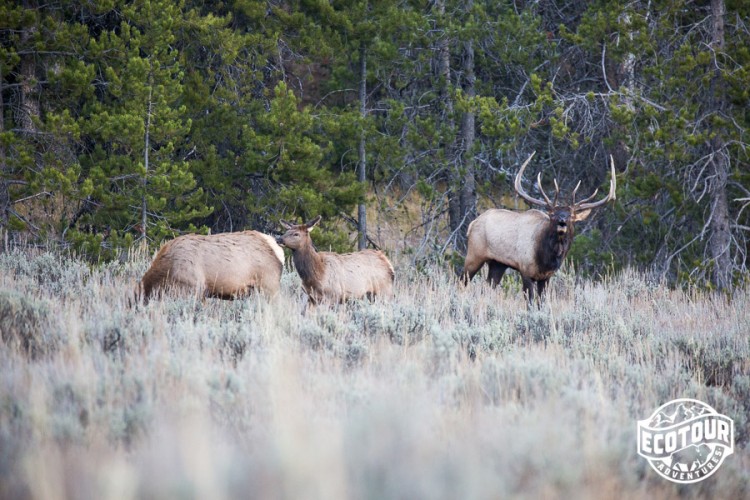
[280,219,294,230]
[305,215,322,230]
[571,208,592,222]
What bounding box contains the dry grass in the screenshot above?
[0,247,748,499]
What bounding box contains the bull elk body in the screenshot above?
[277,216,394,304]
[462,152,616,302]
[139,231,284,301]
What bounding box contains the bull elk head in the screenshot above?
[514,150,617,238]
[462,151,617,304]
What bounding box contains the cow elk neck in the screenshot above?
[276,216,325,289]
[292,235,325,289]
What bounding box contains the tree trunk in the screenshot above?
[435,0,452,121]
[435,0,461,248]
[708,0,732,290]
[0,65,8,228]
[357,41,367,250]
[142,82,153,241]
[457,6,476,253]
[19,0,40,135]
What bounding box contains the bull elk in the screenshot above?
[462,151,616,303]
[139,230,284,302]
[276,216,394,304]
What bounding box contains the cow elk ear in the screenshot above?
[305,215,322,230]
[280,219,294,230]
[572,209,592,222]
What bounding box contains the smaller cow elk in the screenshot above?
[276,216,394,304]
[462,151,616,303]
[139,230,284,302]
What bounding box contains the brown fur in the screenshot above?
[462,208,581,301]
[139,231,284,302]
[277,216,394,304]
[462,152,616,303]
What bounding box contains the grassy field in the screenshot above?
[0,246,748,499]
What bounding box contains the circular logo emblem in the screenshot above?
[637,398,734,483]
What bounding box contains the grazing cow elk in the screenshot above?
[462,151,616,303]
[139,230,284,302]
[276,216,394,304]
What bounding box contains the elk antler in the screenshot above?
[552,178,561,207]
[536,172,553,206]
[573,155,617,211]
[515,152,562,209]
[514,152,550,208]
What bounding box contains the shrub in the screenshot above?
[0,290,59,358]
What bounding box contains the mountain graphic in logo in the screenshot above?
[648,402,710,428]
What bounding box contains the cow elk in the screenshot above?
[276,216,394,304]
[139,230,284,302]
[462,151,616,303]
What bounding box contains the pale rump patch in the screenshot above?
[379,251,395,277]
[258,232,285,265]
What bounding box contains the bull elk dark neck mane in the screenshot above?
[536,216,575,275]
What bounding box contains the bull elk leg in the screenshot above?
[486,261,508,288]
[521,276,537,305]
[461,254,486,285]
[536,279,549,301]
[522,277,549,307]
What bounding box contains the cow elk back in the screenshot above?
[139,230,284,302]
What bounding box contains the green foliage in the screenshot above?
[241,82,365,247]
[568,229,613,275]
[2,0,750,285]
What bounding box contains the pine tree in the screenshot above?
[570,0,750,286]
[60,0,211,256]
[0,1,80,238]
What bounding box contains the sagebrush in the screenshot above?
[0,248,748,499]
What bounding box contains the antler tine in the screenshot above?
[552,178,561,207]
[536,172,553,206]
[514,151,548,208]
[575,188,600,206]
[571,180,582,205]
[575,155,617,211]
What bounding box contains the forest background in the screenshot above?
[2,0,749,290]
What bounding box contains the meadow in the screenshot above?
[0,245,748,499]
